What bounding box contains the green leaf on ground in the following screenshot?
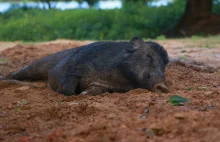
[56,101,62,105]
[187,87,193,91]
[169,95,189,106]
[15,107,21,111]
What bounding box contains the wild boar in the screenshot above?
[0,37,169,95]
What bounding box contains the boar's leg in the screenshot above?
[3,48,78,81]
[0,74,46,88]
[47,52,82,96]
[57,77,79,96]
[80,86,108,96]
[0,79,46,88]
[48,71,80,96]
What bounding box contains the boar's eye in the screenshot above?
[147,55,154,63]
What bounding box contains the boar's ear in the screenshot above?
[128,36,146,52]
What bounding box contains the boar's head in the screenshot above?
[121,37,169,93]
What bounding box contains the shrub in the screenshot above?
[0,2,185,41]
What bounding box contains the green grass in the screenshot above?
[156,35,166,40]
[191,35,202,40]
[0,3,185,41]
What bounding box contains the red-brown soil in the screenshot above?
[0,39,220,142]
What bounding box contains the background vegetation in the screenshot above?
[0,0,219,41]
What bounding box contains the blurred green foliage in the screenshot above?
[0,0,219,41]
[213,0,220,14]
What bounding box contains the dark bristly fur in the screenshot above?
[1,37,169,96]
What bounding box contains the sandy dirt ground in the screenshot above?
[0,38,220,142]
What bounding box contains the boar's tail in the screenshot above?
[0,73,46,88]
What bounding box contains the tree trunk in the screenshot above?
[46,1,51,9]
[165,0,220,37]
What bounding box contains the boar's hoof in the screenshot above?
[154,83,169,93]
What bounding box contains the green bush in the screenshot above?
[213,0,220,15]
[0,2,185,41]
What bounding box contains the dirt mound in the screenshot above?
[0,40,220,142]
[0,40,91,74]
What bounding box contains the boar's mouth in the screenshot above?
[153,83,169,93]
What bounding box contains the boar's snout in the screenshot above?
[153,83,169,93]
